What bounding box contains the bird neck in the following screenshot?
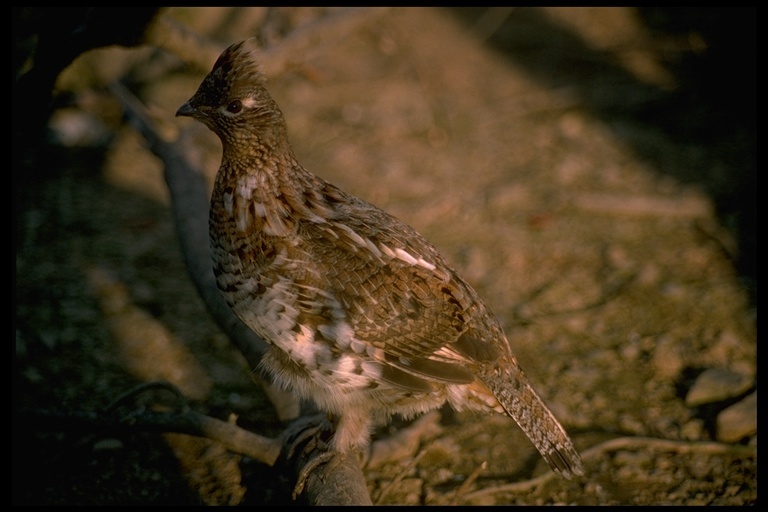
[219,133,310,182]
[216,138,331,228]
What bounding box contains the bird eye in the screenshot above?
[226,100,243,113]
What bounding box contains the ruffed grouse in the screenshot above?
[176,39,584,480]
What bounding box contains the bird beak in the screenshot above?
[176,101,196,118]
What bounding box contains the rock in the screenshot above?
[717,392,757,443]
[685,368,753,407]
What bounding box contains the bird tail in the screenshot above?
[479,355,584,479]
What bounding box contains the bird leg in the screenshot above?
[281,413,337,499]
[292,449,336,499]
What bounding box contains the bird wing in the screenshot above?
[287,188,504,388]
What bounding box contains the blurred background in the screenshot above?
[14,7,755,505]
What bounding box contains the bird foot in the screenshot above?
[281,413,337,499]
[292,449,336,499]
[283,413,335,459]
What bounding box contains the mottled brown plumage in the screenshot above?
[176,39,583,479]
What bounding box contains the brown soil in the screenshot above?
[14,7,756,505]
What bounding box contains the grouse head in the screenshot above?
[176,39,287,148]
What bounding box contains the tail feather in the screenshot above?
[481,359,584,479]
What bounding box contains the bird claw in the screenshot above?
[292,449,336,500]
[283,413,334,459]
[281,413,337,499]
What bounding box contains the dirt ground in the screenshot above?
[14,7,756,505]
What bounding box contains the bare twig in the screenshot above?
[283,414,374,505]
[577,435,757,459]
[255,7,391,77]
[572,191,712,218]
[459,467,556,502]
[111,82,374,505]
[109,10,398,503]
[20,405,282,466]
[373,450,427,504]
[363,410,443,469]
[512,270,636,325]
[451,460,488,503]
[468,7,516,42]
[459,435,757,502]
[21,383,371,504]
[143,14,227,73]
[144,8,391,77]
[110,81,269,371]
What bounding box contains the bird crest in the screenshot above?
[210,38,266,90]
[187,38,267,112]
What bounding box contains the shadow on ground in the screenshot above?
[448,7,756,303]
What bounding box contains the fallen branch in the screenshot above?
[21,406,282,466]
[459,435,757,502]
[254,7,391,77]
[111,82,373,505]
[20,381,372,505]
[110,81,269,372]
[363,410,443,470]
[22,386,442,505]
[144,7,392,76]
[108,10,403,503]
[572,191,712,219]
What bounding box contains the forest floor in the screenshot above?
[14,7,756,505]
